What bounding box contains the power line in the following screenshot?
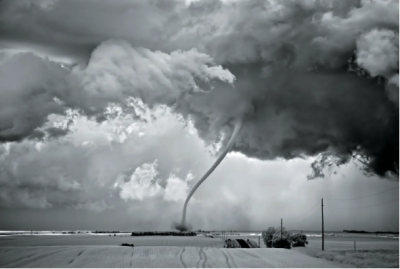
[284,201,320,221]
[324,186,399,201]
[292,206,321,224]
[324,198,399,209]
[289,207,321,231]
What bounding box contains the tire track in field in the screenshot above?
[130,248,134,267]
[5,247,66,267]
[196,247,201,268]
[179,246,187,268]
[201,247,207,268]
[68,249,84,265]
[226,250,238,268]
[199,247,204,268]
[219,249,231,268]
[5,251,37,265]
[196,247,205,268]
[0,248,16,255]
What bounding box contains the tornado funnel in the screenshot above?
[175,118,243,231]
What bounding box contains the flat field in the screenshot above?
[293,235,399,268]
[0,234,397,267]
[233,233,399,251]
[0,234,224,248]
[305,234,399,251]
[0,235,348,268]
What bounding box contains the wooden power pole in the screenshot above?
[322,198,324,251]
[281,218,283,241]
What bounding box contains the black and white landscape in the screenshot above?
[0,0,398,267]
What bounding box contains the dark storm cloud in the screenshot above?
[0,0,398,181]
[228,69,398,177]
[0,53,69,142]
[0,0,183,62]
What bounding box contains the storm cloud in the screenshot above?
[0,0,397,176]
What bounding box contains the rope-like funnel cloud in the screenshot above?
[174,118,243,231]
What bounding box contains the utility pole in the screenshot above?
[281,218,283,241]
[322,198,324,251]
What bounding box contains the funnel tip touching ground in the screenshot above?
[172,221,192,232]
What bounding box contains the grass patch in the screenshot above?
[313,249,399,268]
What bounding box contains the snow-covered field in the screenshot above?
[0,245,348,268]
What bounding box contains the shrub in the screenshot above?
[262,227,293,249]
[225,239,234,248]
[271,232,292,249]
[290,233,308,247]
[262,227,276,247]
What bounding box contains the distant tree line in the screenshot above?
[93,231,121,233]
[343,230,399,234]
[131,231,197,236]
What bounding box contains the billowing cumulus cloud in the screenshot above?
[74,40,235,112]
[116,161,193,202]
[0,40,235,142]
[0,106,201,209]
[356,29,398,78]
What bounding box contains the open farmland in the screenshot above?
[0,234,224,248]
[0,245,350,268]
[304,234,399,252]
[0,234,398,267]
[293,235,399,268]
[0,235,350,268]
[230,233,399,251]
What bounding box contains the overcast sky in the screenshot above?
[0,0,398,232]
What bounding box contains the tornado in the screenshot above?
[174,118,243,231]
